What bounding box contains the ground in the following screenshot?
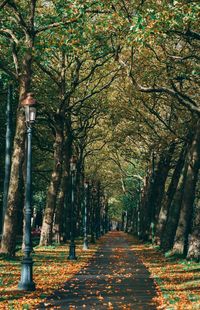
[0,231,199,309]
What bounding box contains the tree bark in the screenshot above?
[155,144,187,245]
[187,199,200,260]
[140,174,151,240]
[173,121,200,255]
[39,124,64,246]
[141,143,175,242]
[151,143,175,228]
[2,85,13,231]
[0,111,25,256]
[161,158,188,252]
[0,1,35,256]
[53,168,68,244]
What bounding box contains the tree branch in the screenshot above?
[7,1,28,31]
[74,71,118,106]
[0,0,9,9]
[0,58,17,78]
[0,29,19,44]
[35,60,60,86]
[130,73,200,115]
[35,16,81,35]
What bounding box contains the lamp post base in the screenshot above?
[18,257,36,291]
[68,242,77,260]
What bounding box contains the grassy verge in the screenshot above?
[129,236,200,310]
[0,240,98,309]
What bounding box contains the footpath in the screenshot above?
[36,231,161,309]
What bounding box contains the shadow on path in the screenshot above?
[36,231,159,309]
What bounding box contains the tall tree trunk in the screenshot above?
[155,144,187,245]
[2,85,13,231]
[0,2,35,255]
[53,168,68,244]
[151,143,175,230]
[0,70,32,256]
[143,143,175,242]
[173,121,200,255]
[0,111,25,256]
[161,159,188,252]
[39,124,64,246]
[187,197,200,260]
[140,174,151,240]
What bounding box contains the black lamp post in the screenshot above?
[90,187,97,244]
[105,197,109,233]
[68,155,77,260]
[18,93,36,291]
[101,195,106,235]
[95,184,101,240]
[83,179,89,250]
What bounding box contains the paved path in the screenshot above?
[36,231,159,309]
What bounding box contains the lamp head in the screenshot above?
[21,93,37,124]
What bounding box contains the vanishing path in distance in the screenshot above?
[36,231,160,309]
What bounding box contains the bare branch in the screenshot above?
[0,0,9,9]
[168,29,200,41]
[74,71,119,106]
[130,73,200,115]
[35,16,80,35]
[140,99,177,136]
[7,1,28,31]
[35,60,60,86]
[0,29,19,44]
[12,41,19,76]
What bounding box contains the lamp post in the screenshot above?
[137,180,142,238]
[18,93,36,291]
[83,179,89,250]
[90,187,97,244]
[95,184,101,240]
[101,194,106,235]
[68,156,77,260]
[104,196,109,233]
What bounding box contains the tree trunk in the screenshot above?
[151,143,175,232]
[39,125,64,246]
[187,199,200,260]
[140,174,151,240]
[53,168,68,244]
[0,23,34,256]
[2,85,13,231]
[0,102,26,256]
[173,121,200,255]
[161,159,188,252]
[142,143,175,242]
[155,144,187,245]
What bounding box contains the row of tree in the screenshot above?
[0,1,199,260]
[108,1,200,259]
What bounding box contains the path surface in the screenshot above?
[36,231,160,309]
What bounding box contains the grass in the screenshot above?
[1,233,199,309]
[128,235,200,310]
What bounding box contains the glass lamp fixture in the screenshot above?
[21,93,37,124]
